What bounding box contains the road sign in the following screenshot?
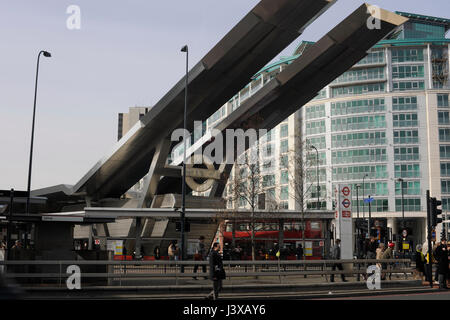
[342,187,350,196]
[342,198,351,208]
[364,196,374,204]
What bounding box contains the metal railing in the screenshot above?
[0,259,412,287]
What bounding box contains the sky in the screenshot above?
[1,0,449,191]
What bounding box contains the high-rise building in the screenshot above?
[117,106,151,141]
[197,12,450,247]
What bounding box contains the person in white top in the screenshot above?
[0,241,6,273]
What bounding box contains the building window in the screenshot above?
[438,94,450,108]
[280,171,289,185]
[331,98,385,116]
[280,186,289,201]
[332,67,385,84]
[392,96,417,111]
[305,104,325,120]
[392,65,424,78]
[331,115,386,132]
[332,83,385,97]
[394,164,420,178]
[332,148,386,164]
[331,131,386,148]
[392,113,418,127]
[392,81,425,91]
[280,140,288,153]
[441,162,450,177]
[440,145,450,159]
[394,147,420,161]
[438,111,450,125]
[395,181,421,196]
[395,198,421,211]
[391,48,424,63]
[280,124,288,138]
[394,130,419,144]
[306,120,326,135]
[262,175,275,187]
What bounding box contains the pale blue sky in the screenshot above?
[1,0,449,190]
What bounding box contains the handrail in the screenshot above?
[0,259,411,265]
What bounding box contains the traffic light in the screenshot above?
[176,221,190,232]
[430,197,443,227]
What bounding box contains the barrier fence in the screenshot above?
[0,259,413,287]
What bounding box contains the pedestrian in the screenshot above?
[414,244,425,281]
[0,241,5,273]
[381,242,394,280]
[153,246,161,260]
[193,236,208,280]
[168,241,178,261]
[375,242,385,271]
[206,242,226,300]
[330,239,347,282]
[434,238,449,289]
[296,244,304,260]
[366,237,377,260]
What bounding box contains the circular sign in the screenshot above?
[342,187,350,196]
[342,198,351,208]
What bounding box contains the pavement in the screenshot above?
[20,274,429,300]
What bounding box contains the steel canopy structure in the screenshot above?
[29,2,409,257]
[66,0,336,201]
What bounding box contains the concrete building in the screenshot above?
[194,12,450,249]
[117,106,151,141]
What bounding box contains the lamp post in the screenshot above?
[362,173,368,237]
[26,50,51,215]
[180,45,188,266]
[310,145,320,210]
[397,178,405,229]
[398,178,405,254]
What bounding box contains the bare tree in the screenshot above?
[282,137,331,259]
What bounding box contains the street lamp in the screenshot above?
[362,173,369,237]
[310,145,320,210]
[398,178,405,254]
[180,45,188,265]
[397,178,405,229]
[26,50,51,216]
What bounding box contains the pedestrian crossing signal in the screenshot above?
[430,197,443,227]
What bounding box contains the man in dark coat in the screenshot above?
[330,239,347,282]
[193,236,208,280]
[434,238,449,289]
[206,242,226,300]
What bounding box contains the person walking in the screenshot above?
[434,237,449,289]
[168,241,178,261]
[0,241,5,274]
[153,246,161,260]
[193,236,208,280]
[296,244,304,260]
[414,244,425,281]
[381,242,394,280]
[206,243,226,300]
[375,242,385,271]
[330,239,347,282]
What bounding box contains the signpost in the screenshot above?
[364,196,374,237]
[335,184,353,259]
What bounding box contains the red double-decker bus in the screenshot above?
[221,219,327,260]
